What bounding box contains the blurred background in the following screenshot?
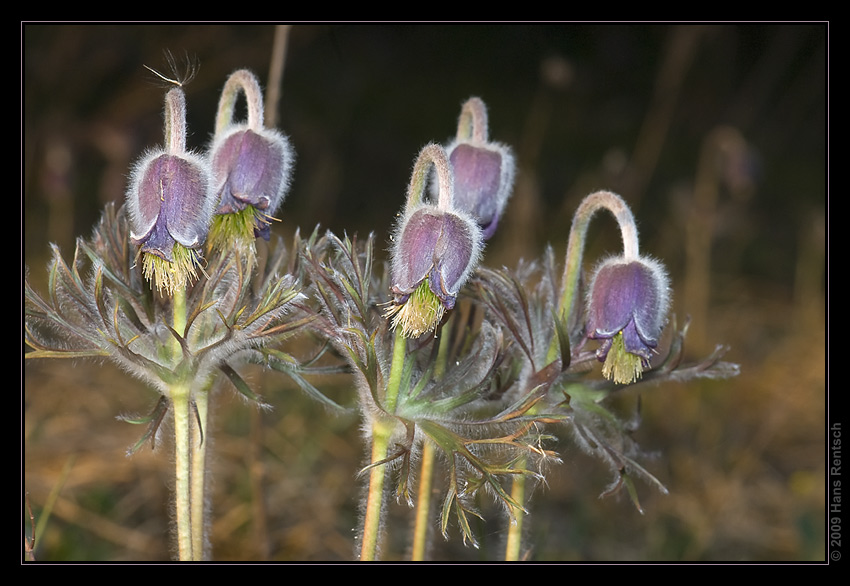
[23,24,826,561]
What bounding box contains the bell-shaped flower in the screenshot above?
[443,97,515,240]
[386,144,483,338]
[585,255,670,384]
[126,88,215,296]
[207,69,294,255]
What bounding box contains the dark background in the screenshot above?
[23,24,826,561]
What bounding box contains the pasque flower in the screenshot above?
[126,87,215,296]
[386,143,483,338]
[207,69,294,255]
[556,190,670,384]
[443,97,515,240]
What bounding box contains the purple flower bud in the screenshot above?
[390,206,482,311]
[209,125,292,240]
[208,69,294,244]
[126,88,215,295]
[128,153,213,256]
[448,143,514,239]
[385,143,484,338]
[443,97,515,240]
[585,256,670,384]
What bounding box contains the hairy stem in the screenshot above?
[171,383,193,561]
[411,441,436,560]
[410,328,450,560]
[360,420,392,561]
[504,472,527,561]
[190,390,209,560]
[360,329,408,561]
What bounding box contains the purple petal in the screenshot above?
[392,208,443,294]
[391,207,480,307]
[159,155,211,248]
[587,259,665,350]
[212,128,287,213]
[450,144,502,229]
[432,212,476,298]
[130,153,168,242]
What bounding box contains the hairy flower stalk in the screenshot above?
[548,190,670,384]
[206,69,295,265]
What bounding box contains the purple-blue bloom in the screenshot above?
[449,143,507,239]
[443,97,515,241]
[390,206,481,312]
[585,256,670,383]
[210,125,292,240]
[207,69,294,248]
[129,152,213,258]
[125,87,214,295]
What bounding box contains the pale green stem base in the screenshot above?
[171,384,193,561]
[360,328,407,561]
[191,391,209,560]
[504,463,527,561]
[360,422,392,561]
[169,288,204,561]
[409,325,450,560]
[410,440,436,560]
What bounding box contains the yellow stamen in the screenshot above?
[601,331,645,385]
[384,279,445,338]
[142,244,203,297]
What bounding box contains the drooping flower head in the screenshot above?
[556,190,670,384]
[585,255,670,384]
[385,144,484,338]
[206,69,294,258]
[126,87,215,296]
[444,97,515,240]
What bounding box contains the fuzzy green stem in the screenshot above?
[172,289,188,343]
[169,288,196,561]
[456,96,489,144]
[215,69,265,136]
[410,329,450,560]
[360,328,408,561]
[504,470,527,561]
[164,88,187,155]
[171,383,193,561]
[360,420,392,561]
[384,327,407,414]
[190,390,209,560]
[410,441,436,560]
[406,144,454,214]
